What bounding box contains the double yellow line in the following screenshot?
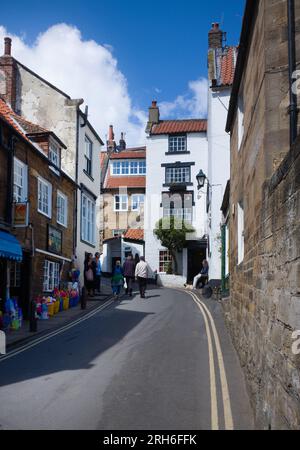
[179,289,234,431]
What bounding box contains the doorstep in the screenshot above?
[5,286,113,350]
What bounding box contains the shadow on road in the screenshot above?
[0,304,155,388]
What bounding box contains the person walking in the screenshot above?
[135,256,148,299]
[123,254,135,297]
[191,260,209,289]
[84,253,96,297]
[111,260,124,299]
[94,252,102,294]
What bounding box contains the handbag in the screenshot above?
[123,279,127,290]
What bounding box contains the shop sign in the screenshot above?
[48,225,62,255]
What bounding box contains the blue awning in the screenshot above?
[0,231,23,262]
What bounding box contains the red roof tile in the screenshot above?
[109,147,146,160]
[151,119,207,135]
[220,47,237,86]
[124,229,144,241]
[104,176,146,189]
[0,99,33,144]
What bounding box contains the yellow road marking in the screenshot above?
[187,290,234,430]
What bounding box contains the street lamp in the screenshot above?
[196,170,207,190]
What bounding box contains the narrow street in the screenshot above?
[0,287,254,430]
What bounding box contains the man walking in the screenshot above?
[94,252,102,295]
[123,254,135,297]
[135,256,148,299]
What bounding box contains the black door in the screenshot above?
[187,246,207,284]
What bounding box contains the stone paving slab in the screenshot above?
[5,282,113,349]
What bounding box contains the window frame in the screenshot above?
[43,260,60,292]
[49,140,61,168]
[13,157,28,203]
[37,177,52,218]
[57,191,68,228]
[111,160,146,176]
[81,192,96,245]
[84,135,93,177]
[168,135,187,153]
[165,166,191,185]
[237,202,245,265]
[159,250,173,274]
[114,194,129,212]
[131,194,145,212]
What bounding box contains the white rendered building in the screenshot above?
[145,102,208,286]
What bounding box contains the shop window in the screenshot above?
[10,262,21,288]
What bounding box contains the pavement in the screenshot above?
[0,285,255,430]
[4,279,113,349]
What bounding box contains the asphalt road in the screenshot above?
[0,287,254,430]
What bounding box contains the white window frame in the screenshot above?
[57,191,68,228]
[49,140,60,168]
[131,194,145,212]
[38,177,52,218]
[84,136,93,176]
[43,260,60,292]
[159,250,173,274]
[13,158,28,203]
[114,195,128,212]
[111,160,146,176]
[81,193,96,245]
[10,262,21,288]
[237,202,245,265]
[169,135,187,153]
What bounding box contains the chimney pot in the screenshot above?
[152,100,157,107]
[4,37,12,56]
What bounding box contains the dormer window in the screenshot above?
[49,140,61,168]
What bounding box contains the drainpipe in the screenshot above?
[287,0,298,146]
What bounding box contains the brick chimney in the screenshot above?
[146,100,160,134]
[0,37,17,111]
[208,23,224,49]
[107,125,116,152]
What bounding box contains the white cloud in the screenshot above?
[159,77,208,119]
[0,24,207,146]
[0,24,147,147]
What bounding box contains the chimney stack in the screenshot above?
[146,100,160,134]
[208,23,224,49]
[119,132,126,151]
[4,37,12,56]
[107,125,116,152]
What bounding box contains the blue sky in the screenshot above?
[1,0,246,144]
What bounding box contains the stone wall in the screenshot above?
[225,137,300,430]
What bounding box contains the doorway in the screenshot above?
[187,244,207,284]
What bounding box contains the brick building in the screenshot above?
[225,0,300,429]
[100,126,146,274]
[0,99,76,318]
[0,38,103,288]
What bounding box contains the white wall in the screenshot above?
[76,118,102,285]
[207,88,231,281]
[145,132,208,277]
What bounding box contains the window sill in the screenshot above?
[57,221,68,229]
[83,170,94,182]
[163,183,194,189]
[38,210,52,219]
[80,238,96,248]
[165,151,190,156]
